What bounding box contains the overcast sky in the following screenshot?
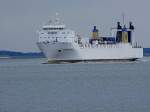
[0,0,150,52]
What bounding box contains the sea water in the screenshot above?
[0,58,150,112]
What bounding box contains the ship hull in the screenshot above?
[37,42,143,62]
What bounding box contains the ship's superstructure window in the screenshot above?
[43,28,64,30]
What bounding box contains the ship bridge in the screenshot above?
[38,16,76,43]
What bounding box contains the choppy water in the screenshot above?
[0,58,150,112]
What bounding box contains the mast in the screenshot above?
[122,13,125,26]
[55,12,60,24]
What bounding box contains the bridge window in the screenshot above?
[43,28,64,30]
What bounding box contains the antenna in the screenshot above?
[54,12,60,24]
[122,13,125,25]
[55,12,59,18]
[48,20,52,24]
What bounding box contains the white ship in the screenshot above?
[37,15,143,63]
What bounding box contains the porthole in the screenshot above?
[58,50,62,52]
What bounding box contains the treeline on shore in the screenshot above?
[0,51,45,58]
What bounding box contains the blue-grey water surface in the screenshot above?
[0,58,150,112]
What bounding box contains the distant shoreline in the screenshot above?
[143,48,150,57]
[0,51,45,59]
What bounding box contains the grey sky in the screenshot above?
[0,0,150,52]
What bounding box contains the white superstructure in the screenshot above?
[37,14,143,62]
